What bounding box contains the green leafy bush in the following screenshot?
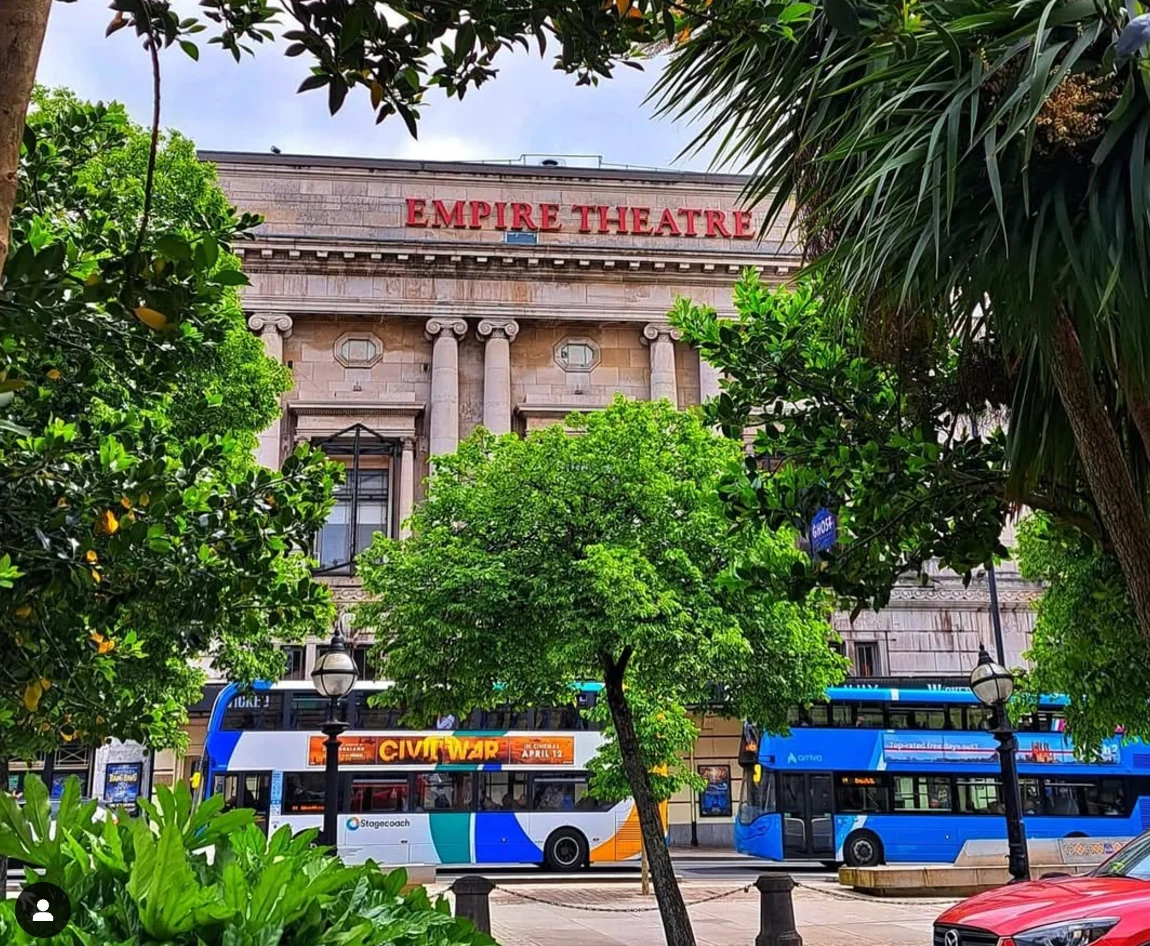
[0,775,495,946]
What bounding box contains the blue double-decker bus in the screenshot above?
[735,685,1150,866]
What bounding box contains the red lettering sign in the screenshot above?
[403,198,752,238]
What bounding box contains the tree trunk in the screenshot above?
[1118,360,1150,465]
[0,0,52,278]
[1049,308,1150,642]
[0,754,9,891]
[602,662,697,946]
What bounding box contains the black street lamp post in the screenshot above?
[311,630,359,855]
[969,644,1030,883]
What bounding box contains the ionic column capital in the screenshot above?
[400,436,417,452]
[642,322,682,345]
[477,318,520,343]
[247,313,294,338]
[425,317,468,341]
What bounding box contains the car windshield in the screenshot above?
[1093,832,1150,879]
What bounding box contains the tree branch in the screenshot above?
[132,9,162,261]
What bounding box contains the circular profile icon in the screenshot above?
[15,881,72,938]
[346,816,360,831]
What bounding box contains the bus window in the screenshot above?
[836,774,889,813]
[479,772,528,811]
[357,700,406,730]
[1044,779,1087,816]
[737,769,776,824]
[855,704,885,728]
[289,694,332,731]
[807,704,830,727]
[532,775,607,811]
[831,705,853,727]
[786,706,802,727]
[1087,779,1126,815]
[534,706,581,730]
[222,692,284,731]
[893,775,952,811]
[957,777,1003,815]
[888,708,914,730]
[350,777,408,813]
[414,772,472,811]
[913,707,948,730]
[473,706,530,730]
[947,707,965,730]
[967,706,993,731]
[1021,778,1043,814]
[283,773,326,814]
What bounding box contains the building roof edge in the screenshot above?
[197,150,755,186]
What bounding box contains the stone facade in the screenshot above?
[197,152,1042,847]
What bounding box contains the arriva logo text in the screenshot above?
[786,752,824,764]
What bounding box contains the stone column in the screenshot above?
[398,437,416,540]
[247,314,294,469]
[477,318,520,435]
[699,353,723,402]
[424,317,468,457]
[642,322,682,404]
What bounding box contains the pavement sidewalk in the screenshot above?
[438,881,954,946]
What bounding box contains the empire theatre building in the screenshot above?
[198,151,798,848]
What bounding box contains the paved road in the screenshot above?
[437,854,839,885]
[6,855,839,897]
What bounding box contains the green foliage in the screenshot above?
[0,92,337,760]
[583,692,705,804]
[356,396,844,739]
[1015,514,1150,754]
[0,775,495,946]
[656,0,1150,533]
[675,272,1017,615]
[97,0,771,136]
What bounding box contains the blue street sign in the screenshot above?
[810,507,837,555]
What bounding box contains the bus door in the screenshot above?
[779,773,834,859]
[214,772,271,833]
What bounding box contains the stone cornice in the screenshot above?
[233,238,799,278]
[288,399,425,416]
[240,296,724,324]
[515,401,615,418]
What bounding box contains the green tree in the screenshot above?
[674,272,1022,617]
[1015,514,1150,754]
[655,0,1150,644]
[0,93,336,774]
[356,398,844,946]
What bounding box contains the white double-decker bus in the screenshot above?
[202,681,646,870]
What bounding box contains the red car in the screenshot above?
[934,832,1150,946]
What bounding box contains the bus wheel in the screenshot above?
[843,830,883,867]
[544,829,588,872]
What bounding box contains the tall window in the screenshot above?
[313,425,395,575]
[854,641,880,677]
[281,645,306,681]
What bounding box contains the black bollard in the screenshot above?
[754,874,802,946]
[451,875,495,935]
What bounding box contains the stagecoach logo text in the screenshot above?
[347,816,411,831]
[307,733,575,768]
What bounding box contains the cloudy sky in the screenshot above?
[36,2,717,170]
